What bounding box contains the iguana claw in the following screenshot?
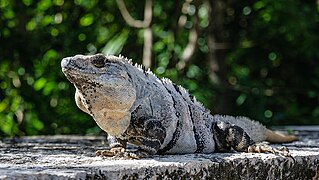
[96,147,150,159]
[96,147,125,157]
[247,142,293,159]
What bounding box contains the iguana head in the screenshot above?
[61,54,136,136]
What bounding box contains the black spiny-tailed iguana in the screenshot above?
[61,54,298,158]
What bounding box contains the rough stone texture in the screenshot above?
[0,127,319,180]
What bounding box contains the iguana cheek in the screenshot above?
[93,109,130,136]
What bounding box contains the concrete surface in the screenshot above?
[0,127,319,180]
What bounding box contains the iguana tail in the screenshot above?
[265,129,298,143]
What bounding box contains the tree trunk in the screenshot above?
[207,0,232,114]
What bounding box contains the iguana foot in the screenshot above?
[96,147,125,157]
[96,147,150,159]
[122,151,150,159]
[247,142,291,157]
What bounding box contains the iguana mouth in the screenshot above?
[63,71,99,91]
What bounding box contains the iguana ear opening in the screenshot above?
[75,89,90,114]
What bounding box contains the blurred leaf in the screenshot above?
[101,30,129,55]
[34,77,47,91]
[236,94,247,106]
[80,13,94,26]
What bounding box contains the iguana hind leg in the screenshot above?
[213,121,255,152]
[213,121,292,157]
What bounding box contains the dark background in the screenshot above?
[1,0,318,136]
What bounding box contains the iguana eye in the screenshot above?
[92,55,105,68]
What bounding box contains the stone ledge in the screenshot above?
[0,127,319,180]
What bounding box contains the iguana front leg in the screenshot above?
[213,121,291,157]
[96,135,127,157]
[96,119,166,159]
[96,136,151,159]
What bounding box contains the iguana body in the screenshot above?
[61,54,297,158]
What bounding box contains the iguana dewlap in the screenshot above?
[61,54,297,158]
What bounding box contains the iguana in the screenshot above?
[61,54,298,158]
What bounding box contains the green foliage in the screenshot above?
[0,0,318,136]
[0,0,124,136]
[226,0,319,125]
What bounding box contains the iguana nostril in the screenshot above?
[92,55,105,68]
[61,58,69,69]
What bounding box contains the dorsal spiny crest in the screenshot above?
[162,77,172,84]
[123,56,130,62]
[146,68,154,75]
[134,63,144,72]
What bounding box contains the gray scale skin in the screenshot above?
[61,54,280,158]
